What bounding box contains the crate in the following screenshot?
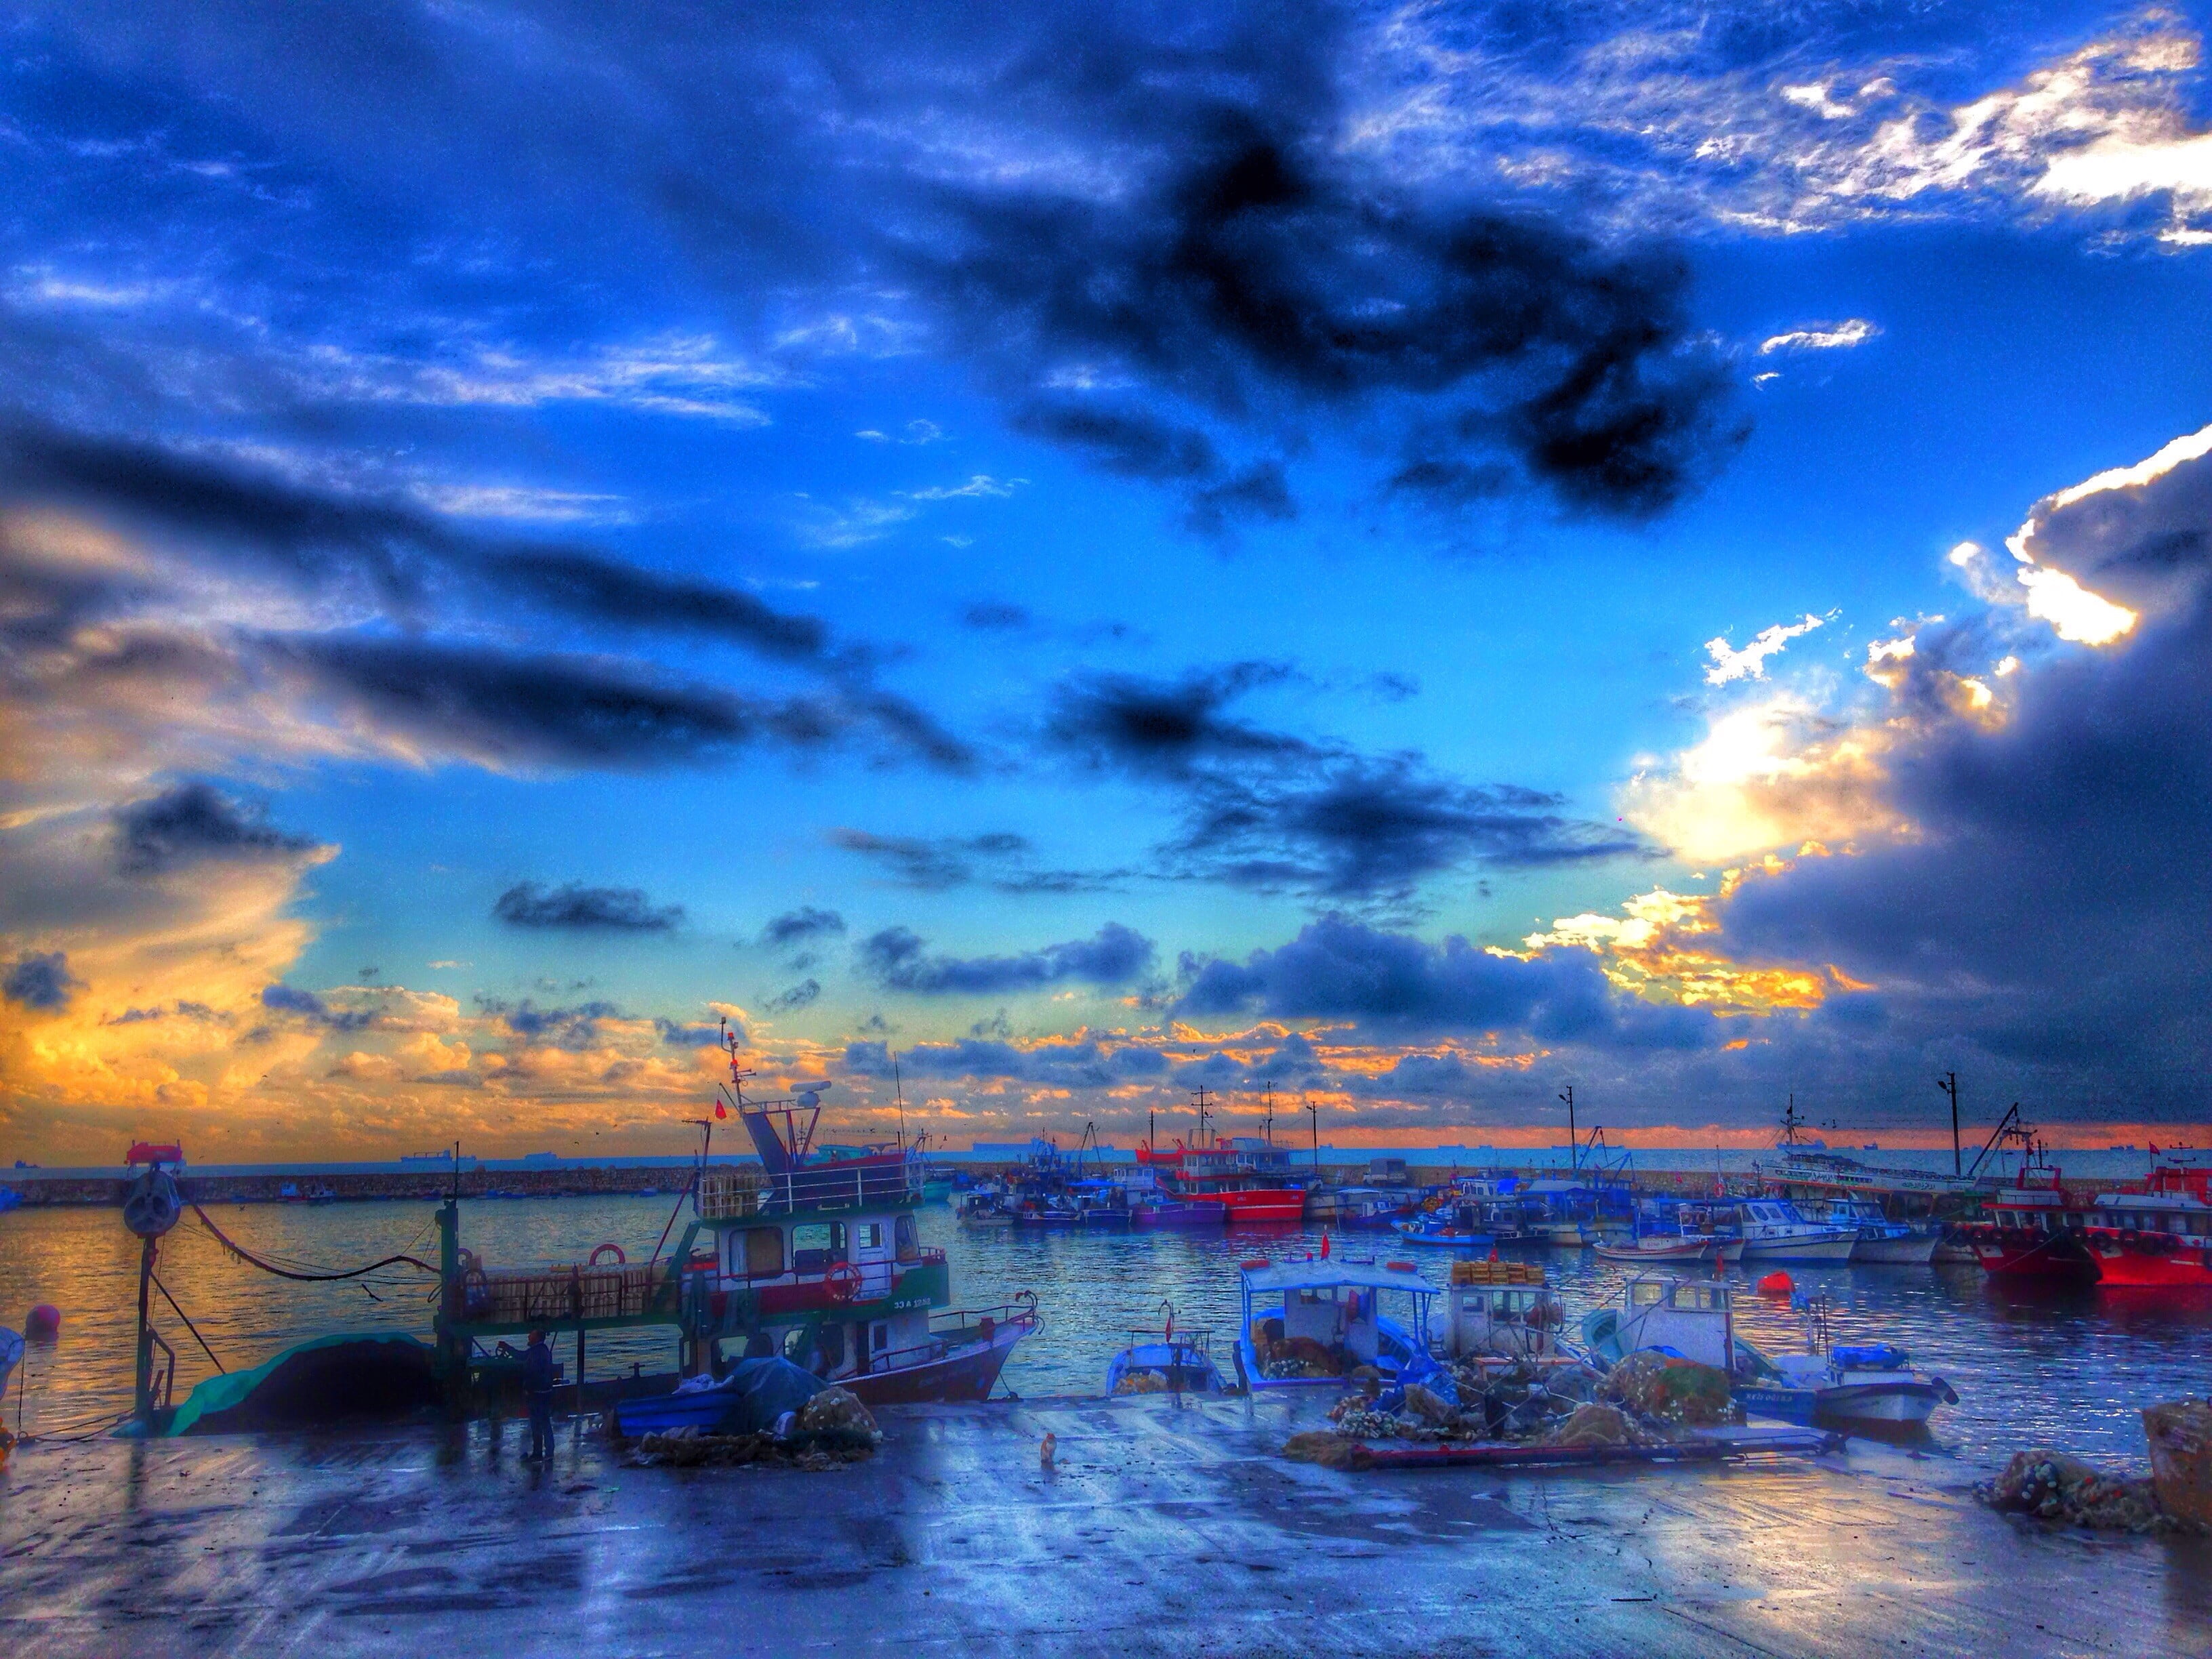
[697,1168,767,1219]
[1450,1260,1544,1287]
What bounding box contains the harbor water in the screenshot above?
[3,1195,2206,1469]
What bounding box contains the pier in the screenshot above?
[2,1393,2205,1657]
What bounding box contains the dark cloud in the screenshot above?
[1184,462,1296,535]
[842,1031,1174,1088]
[112,781,322,876]
[1719,596,2212,1080]
[1011,405,1220,481]
[924,68,1740,518]
[859,922,1155,996]
[478,997,623,1048]
[829,828,1030,890]
[655,1017,724,1047]
[1045,662,1311,779]
[260,634,969,771]
[961,601,1032,631]
[1047,662,1643,901]
[493,880,684,932]
[4,950,81,1010]
[1177,914,1715,1050]
[764,978,822,1012]
[0,422,830,660]
[259,982,375,1031]
[1173,755,1650,902]
[761,906,846,947]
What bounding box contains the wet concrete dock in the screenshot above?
[3,1395,2207,1658]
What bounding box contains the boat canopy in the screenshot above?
[1237,1259,1437,1298]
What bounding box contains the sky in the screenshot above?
[3,0,2212,1163]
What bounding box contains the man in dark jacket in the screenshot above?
[522,1328,556,1460]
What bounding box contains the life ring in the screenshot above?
[590,1242,626,1266]
[825,1261,863,1303]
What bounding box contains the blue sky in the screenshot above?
[3,0,2211,1159]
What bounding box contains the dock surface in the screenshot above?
[2,1395,2205,1658]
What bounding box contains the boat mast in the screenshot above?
[1937,1071,1961,1175]
[1263,1081,1274,1147]
[1192,1085,1211,1147]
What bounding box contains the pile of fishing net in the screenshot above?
[1314,1364,1608,1447]
[1598,1351,1740,1429]
[627,1386,880,1471]
[1977,1450,2196,1534]
[1113,1370,1171,1395]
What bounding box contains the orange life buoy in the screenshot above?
[590,1242,626,1266]
[825,1261,863,1302]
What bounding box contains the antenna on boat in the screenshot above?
[1937,1071,1961,1174]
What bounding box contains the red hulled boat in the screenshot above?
[1957,1161,2100,1284]
[2083,1153,2212,1288]
[1136,1088,1307,1223]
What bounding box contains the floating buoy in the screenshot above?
[25,1304,60,1343]
[1758,1270,1795,1296]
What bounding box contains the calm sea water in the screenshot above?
[3,1195,2205,1471]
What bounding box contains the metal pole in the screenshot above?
[1560,1086,1576,1174]
[1940,1072,1961,1176]
[134,1233,157,1425]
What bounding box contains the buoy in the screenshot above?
[25,1304,60,1343]
[1758,1270,1795,1296]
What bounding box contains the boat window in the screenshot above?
[1630,1282,1664,1307]
[1671,1285,1725,1312]
[791,1221,845,1273]
[895,1214,919,1261]
[857,1221,885,1251]
[742,1227,783,1277]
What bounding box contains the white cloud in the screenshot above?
[906,474,1025,501]
[1703,612,1832,685]
[1757,319,1879,354]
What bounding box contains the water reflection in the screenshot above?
[6,1197,2207,1469]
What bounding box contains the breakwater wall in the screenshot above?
[1,1160,1786,1208]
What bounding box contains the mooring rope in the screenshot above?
[150,1273,227,1374]
[190,1206,437,1282]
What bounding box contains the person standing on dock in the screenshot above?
[522,1328,556,1461]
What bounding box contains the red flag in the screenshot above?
[715,1101,727,1119]
[1321,1233,1330,1258]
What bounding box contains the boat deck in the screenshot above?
[1,1393,2205,1657]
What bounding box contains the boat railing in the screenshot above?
[1119,1324,1214,1359]
[855,1296,1041,1376]
[459,1260,680,1324]
[697,1162,923,1218]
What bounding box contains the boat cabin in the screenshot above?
[1582,1273,1736,1371]
[1441,1278,1562,1360]
[1235,1257,1436,1389]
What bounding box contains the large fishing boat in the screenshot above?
[2082,1152,2212,1288]
[676,1061,1038,1403]
[1134,1090,1307,1224]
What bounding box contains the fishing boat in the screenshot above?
[1324,1186,1418,1231]
[1592,1231,1716,1265]
[1135,1090,1307,1225]
[1734,1345,1961,1431]
[1232,1255,1438,1390]
[1802,1195,1941,1265]
[1105,1314,1227,1395]
[2082,1154,2212,1287]
[1392,1212,1494,1250]
[1724,1198,1859,1263]
[1435,1260,1565,1363]
[1581,1271,1957,1434]
[1955,1155,2100,1283]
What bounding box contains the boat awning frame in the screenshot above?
[1237,1261,1437,1298]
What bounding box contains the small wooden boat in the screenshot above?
[1592,1235,1715,1265]
[1105,1320,1227,1395]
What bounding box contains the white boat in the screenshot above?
[1804,1196,1941,1265]
[1723,1198,1859,1262]
[1580,1272,1957,1435]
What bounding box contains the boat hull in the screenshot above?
[1738,1379,1951,1429]
[1970,1236,2100,1282]
[1197,1191,1307,1224]
[2089,1245,2212,1288]
[1130,1202,1225,1228]
[842,1324,1029,1406]
[1850,1233,1940,1265]
[1592,1239,1714,1265]
[1731,1234,1859,1263]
